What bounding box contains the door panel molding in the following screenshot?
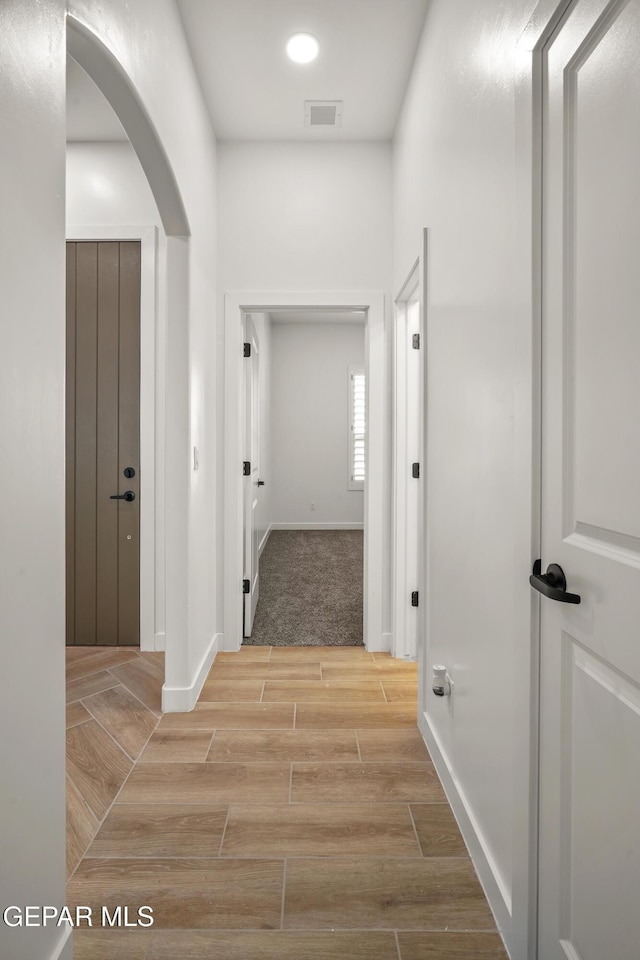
[66,225,160,650]
[569,524,640,566]
[562,0,640,545]
[557,633,640,956]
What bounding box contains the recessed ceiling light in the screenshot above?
[286,33,319,64]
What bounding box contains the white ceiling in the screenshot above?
[176,0,429,140]
[66,57,127,142]
[65,2,429,143]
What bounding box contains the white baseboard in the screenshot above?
[258,523,272,557]
[417,710,513,952]
[223,632,242,652]
[161,633,221,713]
[363,630,390,653]
[271,522,364,530]
[139,631,164,652]
[50,925,73,960]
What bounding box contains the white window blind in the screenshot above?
[349,368,366,490]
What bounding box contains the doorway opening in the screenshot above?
[66,14,192,698]
[65,14,191,669]
[224,292,386,653]
[241,309,366,648]
[66,46,168,654]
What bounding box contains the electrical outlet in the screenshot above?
[310,501,316,511]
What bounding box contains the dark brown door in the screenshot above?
[66,241,141,646]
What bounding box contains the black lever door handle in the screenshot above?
[257,480,265,487]
[530,559,580,604]
[110,490,136,502]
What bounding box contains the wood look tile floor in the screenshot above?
[66,647,164,876]
[67,645,508,960]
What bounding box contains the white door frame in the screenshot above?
[224,291,386,652]
[509,2,576,957]
[66,225,162,652]
[392,230,427,662]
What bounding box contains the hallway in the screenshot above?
[67,645,507,959]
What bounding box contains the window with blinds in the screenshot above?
[349,368,366,490]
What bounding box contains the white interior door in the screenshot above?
[243,315,260,637]
[538,2,640,957]
[393,252,425,662]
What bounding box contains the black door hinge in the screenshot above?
[412,462,420,479]
[411,591,419,607]
[412,333,420,349]
[243,579,250,594]
[244,342,251,357]
[243,461,251,476]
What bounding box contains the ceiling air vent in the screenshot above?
[305,100,343,127]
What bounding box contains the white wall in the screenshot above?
[66,140,167,650]
[393,1,537,957]
[67,141,161,226]
[217,141,392,626]
[218,142,392,290]
[271,322,365,527]
[0,3,68,960]
[0,3,219,956]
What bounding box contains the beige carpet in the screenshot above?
[244,530,364,646]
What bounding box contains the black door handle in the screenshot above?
[110,490,136,502]
[257,480,265,486]
[530,559,580,604]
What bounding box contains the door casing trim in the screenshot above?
[392,230,428,663]
[508,2,577,957]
